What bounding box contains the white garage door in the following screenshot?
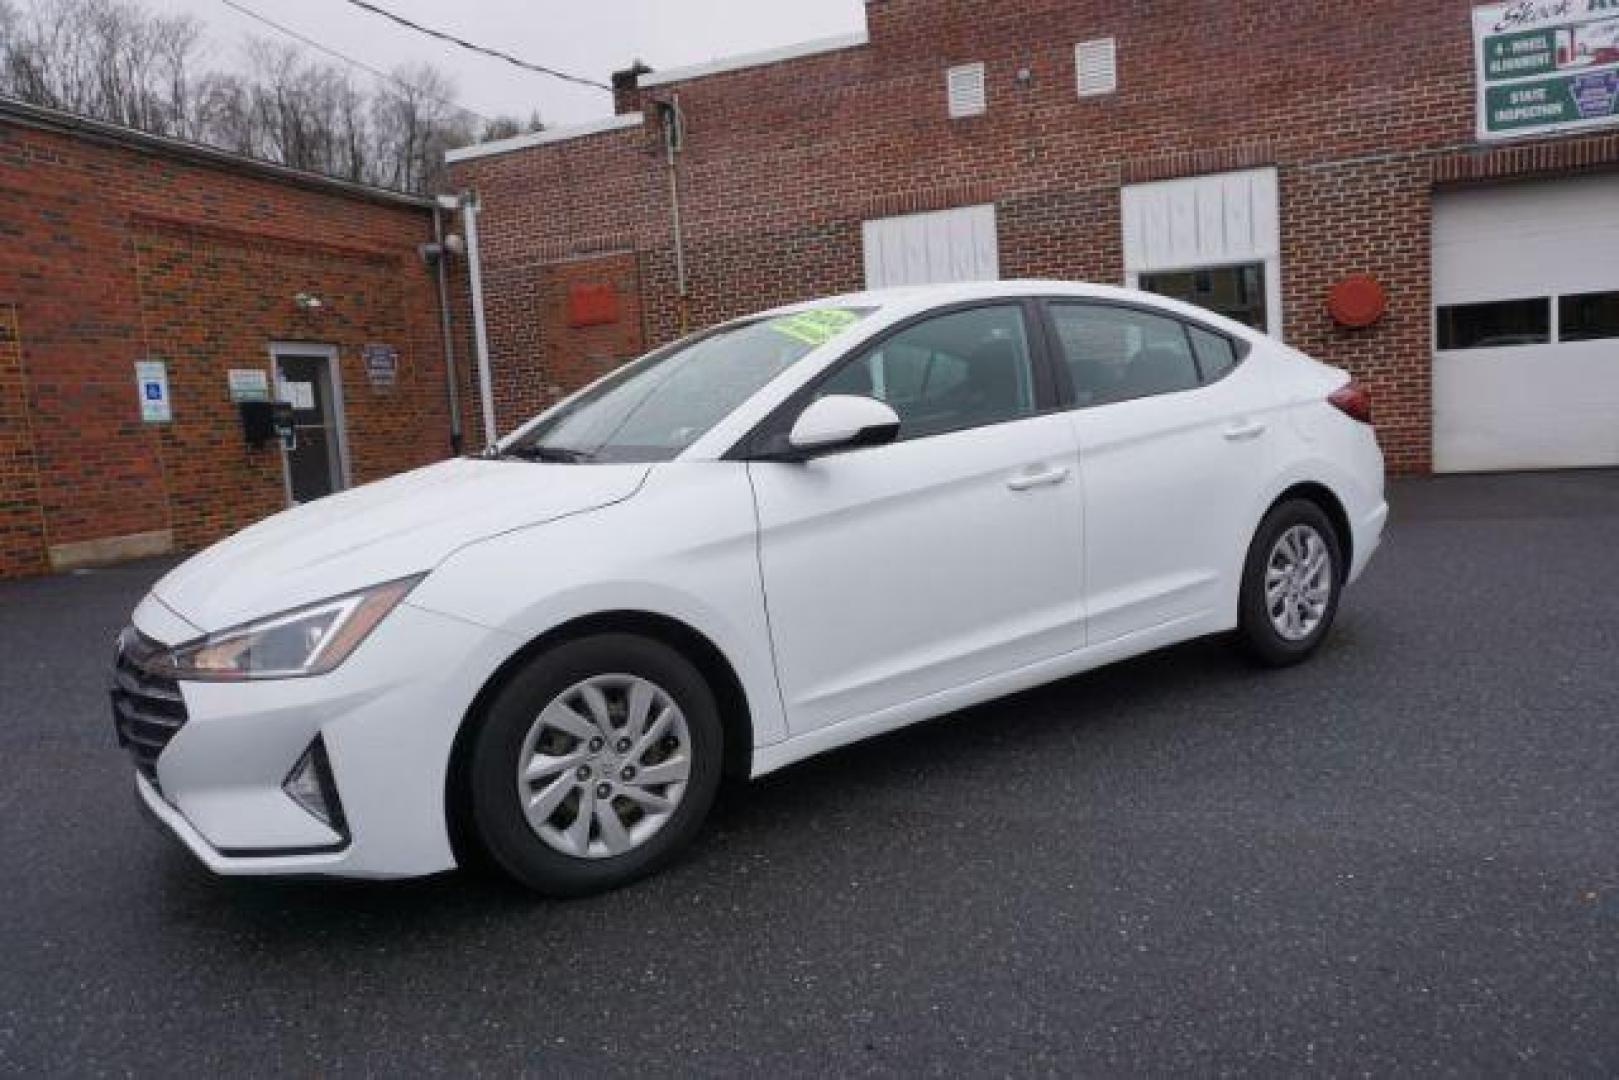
[1433,175,1619,472]
[862,204,998,289]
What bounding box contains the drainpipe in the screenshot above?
[430,199,464,455]
[658,96,689,334]
[460,191,499,449]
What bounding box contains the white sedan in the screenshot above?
[114,281,1386,895]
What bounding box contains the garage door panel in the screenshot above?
[1432,176,1619,473]
[1434,345,1619,472]
[1433,234,1619,305]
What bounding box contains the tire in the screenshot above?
[467,633,724,897]
[1236,499,1345,668]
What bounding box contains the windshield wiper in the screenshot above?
[500,443,595,463]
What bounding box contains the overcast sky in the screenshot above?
[141,0,867,127]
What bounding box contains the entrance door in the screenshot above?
[273,348,348,503]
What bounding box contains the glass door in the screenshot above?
[273,349,347,504]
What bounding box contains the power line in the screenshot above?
[337,0,612,92]
[217,0,494,124]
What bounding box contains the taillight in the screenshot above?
[1328,380,1373,425]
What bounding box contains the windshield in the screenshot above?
[499,306,872,463]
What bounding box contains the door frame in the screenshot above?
[267,342,351,505]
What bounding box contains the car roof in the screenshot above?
[756,279,1261,340]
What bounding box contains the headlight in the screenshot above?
[155,576,424,681]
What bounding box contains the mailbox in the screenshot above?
[239,400,296,449]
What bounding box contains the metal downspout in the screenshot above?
[431,204,464,455]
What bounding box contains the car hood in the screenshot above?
[153,458,651,632]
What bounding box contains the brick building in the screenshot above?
[448,0,1619,477]
[1,99,473,579]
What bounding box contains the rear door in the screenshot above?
[1043,301,1275,643]
[746,301,1084,735]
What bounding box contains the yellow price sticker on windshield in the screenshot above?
[767,308,861,347]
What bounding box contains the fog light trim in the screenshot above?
[281,736,349,841]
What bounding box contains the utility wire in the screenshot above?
[217,0,494,123]
[337,0,612,92]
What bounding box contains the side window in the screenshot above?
[1187,324,1239,381]
[820,305,1036,438]
[1048,304,1200,406]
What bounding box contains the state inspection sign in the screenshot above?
[1475,1,1619,140]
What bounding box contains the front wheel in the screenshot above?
[1236,499,1344,667]
[467,634,724,896]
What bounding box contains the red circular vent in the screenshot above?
[1327,275,1387,329]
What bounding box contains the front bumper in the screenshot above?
[134,771,358,876]
[125,596,515,880]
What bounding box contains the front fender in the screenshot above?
[408,464,787,750]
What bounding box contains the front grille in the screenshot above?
[111,628,189,787]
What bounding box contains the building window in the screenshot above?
[946,63,987,119]
[1436,298,1551,350]
[1075,38,1118,97]
[1558,291,1619,343]
[1138,264,1268,332]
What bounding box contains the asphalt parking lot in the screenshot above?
[2,471,1616,1075]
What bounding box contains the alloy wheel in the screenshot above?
[514,674,692,860]
[1265,524,1334,642]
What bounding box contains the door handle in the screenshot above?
[1223,420,1267,442]
[1006,466,1071,492]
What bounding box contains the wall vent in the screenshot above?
[946,63,987,119]
[1076,38,1118,97]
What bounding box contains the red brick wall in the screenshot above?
[450,0,1619,475]
[0,118,469,578]
[0,304,47,576]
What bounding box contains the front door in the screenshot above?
[747,302,1084,736]
[274,350,346,504]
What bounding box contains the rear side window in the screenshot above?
[1187,324,1239,381]
[1048,304,1201,406]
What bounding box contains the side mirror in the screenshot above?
[786,395,901,457]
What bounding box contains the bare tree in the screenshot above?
[481,110,544,143]
[0,0,200,135]
[1,0,487,192]
[370,62,475,192]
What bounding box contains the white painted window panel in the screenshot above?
[862,204,999,289]
[1196,183,1225,263]
[1168,195,1196,267]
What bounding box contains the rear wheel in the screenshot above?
[467,634,723,896]
[1236,499,1344,667]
